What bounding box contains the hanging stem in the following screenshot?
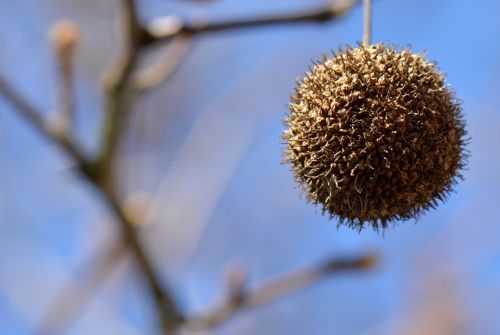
[363,0,372,45]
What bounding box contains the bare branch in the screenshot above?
[91,0,186,332]
[185,253,378,331]
[0,69,180,333]
[133,34,193,92]
[0,76,50,137]
[146,0,359,44]
[0,74,89,169]
[99,186,185,333]
[49,19,80,136]
[122,0,149,46]
[0,71,183,332]
[95,0,147,182]
[36,241,126,335]
[3,2,182,328]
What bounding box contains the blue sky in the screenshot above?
[1,0,500,334]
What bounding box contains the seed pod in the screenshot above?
[283,43,467,231]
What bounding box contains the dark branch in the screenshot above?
[146,0,359,44]
[95,0,147,181]
[0,75,89,171]
[123,0,144,43]
[185,253,378,330]
[0,76,50,137]
[93,0,185,332]
[98,186,184,332]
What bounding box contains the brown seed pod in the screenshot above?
[283,43,467,231]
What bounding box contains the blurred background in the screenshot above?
[1,0,500,334]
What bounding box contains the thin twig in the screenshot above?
[49,19,79,135]
[0,75,89,171]
[55,52,75,134]
[133,33,193,92]
[99,184,184,333]
[94,0,148,183]
[36,241,127,335]
[185,253,378,331]
[145,0,359,44]
[363,0,372,45]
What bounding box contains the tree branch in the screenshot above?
[94,0,148,183]
[36,241,126,335]
[185,253,378,331]
[93,0,186,331]
[49,19,80,136]
[0,73,184,333]
[122,0,145,43]
[99,185,184,332]
[146,0,359,44]
[0,75,89,171]
[4,3,183,322]
[1,4,184,324]
[97,0,361,176]
[133,33,193,92]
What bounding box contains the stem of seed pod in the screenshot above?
[363,0,372,45]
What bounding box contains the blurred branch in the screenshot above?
[95,0,187,331]
[36,241,126,335]
[94,0,149,183]
[38,244,378,334]
[133,34,193,92]
[122,0,146,43]
[0,75,89,171]
[0,1,183,328]
[145,0,359,44]
[185,253,378,331]
[99,186,185,333]
[49,19,80,136]
[0,72,183,333]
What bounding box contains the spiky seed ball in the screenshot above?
[283,43,466,230]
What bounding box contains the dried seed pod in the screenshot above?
[283,43,467,230]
